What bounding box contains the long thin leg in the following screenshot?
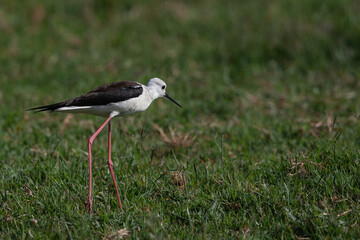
[86,115,113,213]
[107,120,123,210]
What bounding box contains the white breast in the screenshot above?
[55,86,154,117]
[110,88,153,115]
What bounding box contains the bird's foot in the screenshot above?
[86,199,92,213]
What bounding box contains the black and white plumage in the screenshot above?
[29,78,182,117]
[28,77,182,213]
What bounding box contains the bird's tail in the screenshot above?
[27,102,66,113]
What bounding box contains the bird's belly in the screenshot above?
[55,106,116,117]
[110,95,152,115]
[55,94,152,117]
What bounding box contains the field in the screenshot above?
[1,0,360,239]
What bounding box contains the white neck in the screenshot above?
[146,84,162,100]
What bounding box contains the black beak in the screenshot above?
[165,93,182,108]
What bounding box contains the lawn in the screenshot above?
[1,0,360,239]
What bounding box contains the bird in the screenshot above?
[28,77,182,212]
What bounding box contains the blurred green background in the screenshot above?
[1,0,359,239]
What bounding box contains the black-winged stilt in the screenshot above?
[28,77,182,212]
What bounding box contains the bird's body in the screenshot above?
[28,77,181,212]
[31,78,181,117]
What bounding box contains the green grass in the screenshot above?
[1,0,360,239]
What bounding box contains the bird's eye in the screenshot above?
[162,85,165,90]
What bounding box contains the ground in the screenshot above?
[1,0,360,239]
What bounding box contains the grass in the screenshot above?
[1,0,360,239]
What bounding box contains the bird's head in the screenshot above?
[147,78,182,108]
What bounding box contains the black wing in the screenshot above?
[28,81,143,112]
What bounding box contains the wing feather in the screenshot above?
[27,81,143,112]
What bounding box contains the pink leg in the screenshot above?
[107,121,123,210]
[86,115,113,213]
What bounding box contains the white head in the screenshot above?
[147,78,167,98]
[146,77,182,108]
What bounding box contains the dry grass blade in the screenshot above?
[310,114,342,139]
[59,114,74,135]
[21,185,34,196]
[0,10,13,33]
[295,235,310,240]
[241,227,250,238]
[30,146,48,156]
[169,171,187,189]
[31,5,45,31]
[337,209,351,217]
[152,123,195,148]
[287,151,327,177]
[103,228,130,240]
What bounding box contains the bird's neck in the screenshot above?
[147,86,161,100]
